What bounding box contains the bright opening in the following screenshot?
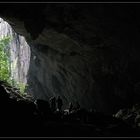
[0,17,31,95]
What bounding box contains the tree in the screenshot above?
[0,36,11,83]
[0,36,27,95]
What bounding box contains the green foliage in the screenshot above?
[0,36,26,95]
[0,36,11,82]
[17,82,27,95]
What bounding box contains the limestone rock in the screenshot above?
[0,4,140,114]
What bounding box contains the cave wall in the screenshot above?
[0,3,140,114]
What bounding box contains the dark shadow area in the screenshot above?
[0,80,139,137]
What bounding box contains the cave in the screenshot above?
[0,3,140,137]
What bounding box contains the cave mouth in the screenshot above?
[0,17,31,94]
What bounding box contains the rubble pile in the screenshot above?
[114,104,140,128]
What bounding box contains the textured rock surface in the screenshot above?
[0,4,140,114]
[0,18,30,85]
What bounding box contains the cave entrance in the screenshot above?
[0,17,31,95]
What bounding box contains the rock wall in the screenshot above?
[0,4,140,114]
[0,18,30,85]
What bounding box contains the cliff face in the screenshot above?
[0,18,30,85]
[0,4,140,114]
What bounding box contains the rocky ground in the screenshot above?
[0,80,139,137]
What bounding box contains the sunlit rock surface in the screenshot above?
[0,18,30,85]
